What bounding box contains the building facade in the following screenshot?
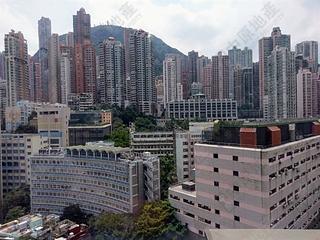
[48,33,60,104]
[37,103,70,148]
[166,98,238,121]
[131,131,174,157]
[259,27,291,111]
[1,133,47,195]
[127,30,156,115]
[170,120,320,236]
[264,47,297,120]
[228,46,253,100]
[30,143,160,215]
[4,30,30,106]
[212,52,229,99]
[297,69,314,118]
[295,41,318,73]
[98,37,125,106]
[163,54,183,105]
[38,17,51,50]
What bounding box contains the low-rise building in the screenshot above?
[165,98,238,121]
[0,214,89,240]
[37,103,70,148]
[170,119,320,236]
[1,133,48,195]
[131,131,174,157]
[68,111,112,146]
[30,142,160,216]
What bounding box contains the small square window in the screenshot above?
[234,201,239,207]
[233,156,238,161]
[233,186,239,192]
[214,195,219,201]
[215,223,220,229]
[215,209,220,215]
[213,153,218,158]
[233,171,239,176]
[234,216,240,222]
[214,168,219,173]
[214,181,219,187]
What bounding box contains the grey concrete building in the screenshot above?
[30,143,160,215]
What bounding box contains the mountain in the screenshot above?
[90,25,185,76]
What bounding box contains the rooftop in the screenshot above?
[202,119,320,149]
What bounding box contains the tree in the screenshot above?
[134,117,157,132]
[60,204,90,224]
[2,184,30,221]
[110,126,130,147]
[135,201,186,240]
[5,206,26,222]
[89,213,135,239]
[160,155,177,199]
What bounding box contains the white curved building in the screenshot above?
[30,142,160,215]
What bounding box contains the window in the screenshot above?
[215,223,220,229]
[234,201,239,207]
[214,168,219,173]
[214,195,219,201]
[234,216,240,222]
[233,156,238,161]
[233,171,239,177]
[213,153,218,158]
[215,209,220,215]
[233,186,239,192]
[214,181,219,187]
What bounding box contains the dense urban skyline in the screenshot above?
[0,0,320,58]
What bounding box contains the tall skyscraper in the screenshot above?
[228,46,253,99]
[73,8,91,45]
[98,37,125,106]
[60,32,74,47]
[0,52,5,80]
[0,79,7,128]
[297,69,313,118]
[48,33,60,103]
[73,8,96,99]
[202,64,212,99]
[37,17,51,103]
[163,54,183,105]
[233,66,253,109]
[259,27,291,110]
[212,52,229,99]
[252,62,260,110]
[60,51,72,104]
[187,51,198,97]
[33,62,42,102]
[127,30,156,115]
[295,41,318,73]
[264,47,296,120]
[197,56,210,85]
[83,43,96,99]
[38,17,51,50]
[4,30,29,106]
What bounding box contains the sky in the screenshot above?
[0,0,319,60]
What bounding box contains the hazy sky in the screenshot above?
[0,0,319,60]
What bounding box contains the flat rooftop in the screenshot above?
[169,184,196,198]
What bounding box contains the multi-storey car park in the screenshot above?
[169,119,320,237]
